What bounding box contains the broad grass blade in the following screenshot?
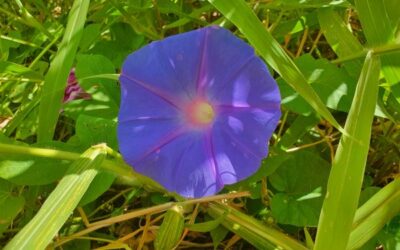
[4,145,106,250]
[348,178,400,249]
[208,0,341,130]
[37,0,89,142]
[314,52,381,250]
[155,205,185,250]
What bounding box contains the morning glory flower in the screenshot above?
[118,26,281,198]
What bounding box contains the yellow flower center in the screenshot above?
[187,100,215,125]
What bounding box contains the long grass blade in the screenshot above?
[208,0,341,130]
[4,145,106,250]
[37,0,89,142]
[314,52,381,250]
[208,202,308,250]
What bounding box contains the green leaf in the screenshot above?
[79,171,116,206]
[15,106,39,140]
[63,239,91,250]
[150,193,171,205]
[0,179,25,235]
[277,114,320,149]
[358,186,381,206]
[63,54,119,119]
[375,215,400,250]
[314,52,381,250]
[109,22,145,52]
[386,92,400,121]
[0,60,43,80]
[0,160,34,179]
[0,159,69,185]
[110,0,160,40]
[269,150,330,226]
[79,24,102,52]
[162,4,212,30]
[3,94,40,137]
[210,225,229,250]
[272,12,319,39]
[0,142,151,189]
[38,0,90,142]
[278,54,357,115]
[5,145,106,250]
[76,54,117,102]
[0,142,78,185]
[185,213,227,232]
[75,115,118,150]
[227,150,291,199]
[208,0,341,130]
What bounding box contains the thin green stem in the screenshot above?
[332,43,400,64]
[0,6,30,26]
[372,42,400,56]
[14,0,54,38]
[4,92,41,136]
[2,142,166,191]
[0,143,78,161]
[0,142,153,188]
[0,76,43,83]
[0,35,49,50]
[79,73,120,81]
[29,27,63,69]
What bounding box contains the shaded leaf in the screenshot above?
[75,114,118,150]
[63,54,119,119]
[185,213,227,232]
[269,150,330,226]
[278,54,356,115]
[0,179,25,234]
[79,171,116,206]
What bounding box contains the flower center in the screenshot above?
[186,100,215,125]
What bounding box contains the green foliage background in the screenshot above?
[0,0,399,249]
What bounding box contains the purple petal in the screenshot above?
[210,108,281,184]
[130,132,220,197]
[210,56,281,107]
[118,119,183,167]
[172,132,222,198]
[118,75,181,121]
[195,26,255,97]
[120,29,206,101]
